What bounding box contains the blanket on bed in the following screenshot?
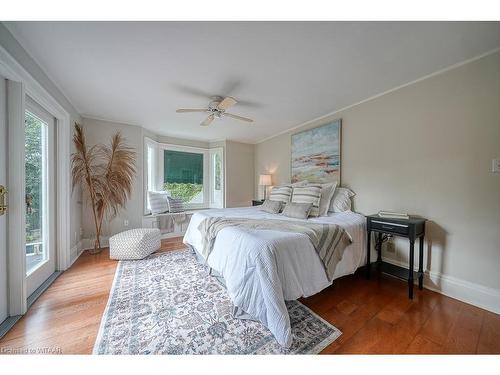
[198,217,352,281]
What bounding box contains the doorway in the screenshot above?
[0,50,71,336]
[0,76,7,326]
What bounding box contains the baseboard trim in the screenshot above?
[383,258,500,315]
[81,236,110,251]
[27,271,63,309]
[0,315,22,340]
[69,240,84,267]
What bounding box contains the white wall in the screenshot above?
[158,134,210,149]
[81,118,144,241]
[255,51,500,312]
[225,140,255,207]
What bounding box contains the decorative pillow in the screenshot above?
[315,182,338,216]
[291,185,322,217]
[167,197,184,213]
[281,202,313,219]
[329,187,355,212]
[260,199,283,214]
[148,191,169,214]
[269,185,293,203]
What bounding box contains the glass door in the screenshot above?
[25,99,56,296]
[0,77,7,324]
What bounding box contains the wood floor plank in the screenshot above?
[418,295,463,346]
[333,317,394,353]
[0,237,499,354]
[405,334,448,354]
[321,289,396,350]
[477,311,500,353]
[376,289,414,325]
[444,303,484,353]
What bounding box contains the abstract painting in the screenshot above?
[291,119,341,183]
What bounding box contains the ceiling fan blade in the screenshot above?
[176,108,207,113]
[217,96,237,111]
[200,114,215,126]
[224,112,254,123]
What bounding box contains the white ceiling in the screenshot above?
[5,22,500,143]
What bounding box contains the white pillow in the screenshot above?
[148,191,169,214]
[329,187,355,213]
[315,182,338,216]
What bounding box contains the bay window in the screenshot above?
[144,137,224,213]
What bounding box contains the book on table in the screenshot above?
[377,210,410,220]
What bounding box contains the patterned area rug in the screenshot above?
[93,249,341,354]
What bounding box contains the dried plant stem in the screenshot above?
[71,123,136,254]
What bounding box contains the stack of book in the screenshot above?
[377,211,410,220]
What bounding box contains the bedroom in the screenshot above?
[0,0,500,371]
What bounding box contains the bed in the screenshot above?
[183,206,367,347]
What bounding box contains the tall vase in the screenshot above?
[89,237,103,255]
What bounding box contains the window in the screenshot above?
[25,109,49,273]
[164,149,204,205]
[145,140,157,210]
[210,148,224,207]
[144,138,224,212]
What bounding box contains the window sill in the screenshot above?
[143,208,210,218]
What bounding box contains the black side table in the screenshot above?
[366,214,426,299]
[252,200,264,206]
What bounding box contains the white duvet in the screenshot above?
[183,206,367,347]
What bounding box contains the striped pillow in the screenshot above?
[269,185,293,203]
[291,185,322,217]
[148,191,169,214]
[167,197,184,213]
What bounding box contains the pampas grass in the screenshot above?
[71,123,136,253]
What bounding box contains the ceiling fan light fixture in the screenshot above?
[176,95,253,127]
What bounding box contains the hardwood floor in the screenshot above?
[1,237,499,354]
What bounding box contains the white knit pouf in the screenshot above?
[109,228,161,260]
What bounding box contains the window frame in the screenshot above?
[143,138,224,214]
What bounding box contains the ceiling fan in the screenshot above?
[176,96,254,126]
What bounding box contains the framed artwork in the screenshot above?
[291,119,341,184]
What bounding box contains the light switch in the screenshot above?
[493,159,500,173]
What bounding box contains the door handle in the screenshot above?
[0,185,7,215]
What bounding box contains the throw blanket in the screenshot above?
[198,217,352,281]
[158,212,187,231]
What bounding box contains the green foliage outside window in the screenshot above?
[164,182,203,203]
[25,112,43,244]
[214,153,221,190]
[163,149,204,203]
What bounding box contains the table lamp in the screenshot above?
[259,174,272,200]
